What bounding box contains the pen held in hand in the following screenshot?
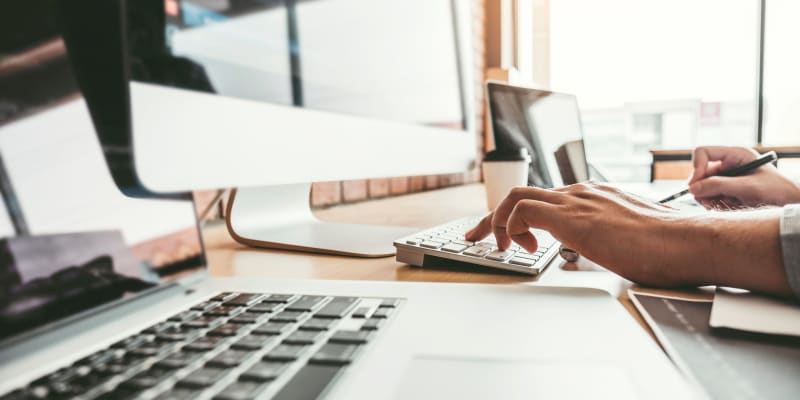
[657,151,778,204]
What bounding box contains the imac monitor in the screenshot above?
[486,82,588,188]
[60,0,477,257]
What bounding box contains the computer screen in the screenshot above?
[0,2,206,344]
[487,83,587,188]
[113,0,476,192]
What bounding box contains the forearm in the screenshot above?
[682,209,793,297]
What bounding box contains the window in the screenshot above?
[542,0,762,181]
[762,0,800,146]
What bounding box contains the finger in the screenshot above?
[690,146,758,184]
[506,199,557,252]
[492,186,565,250]
[465,213,493,242]
[689,176,746,200]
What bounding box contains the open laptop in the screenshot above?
[0,12,694,400]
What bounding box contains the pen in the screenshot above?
[658,151,778,204]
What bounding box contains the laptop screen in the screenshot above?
[0,3,206,345]
[487,83,587,188]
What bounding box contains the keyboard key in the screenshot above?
[263,345,308,361]
[248,302,280,313]
[231,335,276,351]
[208,350,255,368]
[512,252,537,260]
[183,316,224,329]
[225,293,266,307]
[239,362,288,382]
[263,294,296,304]
[299,318,336,331]
[378,299,399,308]
[120,370,169,390]
[204,306,244,317]
[314,297,358,319]
[420,240,444,249]
[371,308,392,319]
[155,352,202,369]
[272,364,343,400]
[285,296,327,311]
[183,336,225,352]
[156,332,193,342]
[228,312,266,325]
[361,318,384,331]
[190,301,220,312]
[486,250,515,261]
[168,310,202,322]
[128,345,169,359]
[508,257,535,267]
[283,330,322,345]
[144,322,180,334]
[271,311,307,322]
[252,322,292,336]
[441,243,468,253]
[214,381,268,400]
[207,323,243,337]
[405,238,422,245]
[211,292,238,302]
[310,343,359,365]
[452,239,474,246]
[177,368,229,388]
[351,307,370,318]
[463,246,491,257]
[328,330,371,344]
[152,388,199,400]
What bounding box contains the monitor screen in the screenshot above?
[0,2,206,345]
[487,83,587,188]
[130,0,465,129]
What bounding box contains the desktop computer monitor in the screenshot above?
[59,0,477,257]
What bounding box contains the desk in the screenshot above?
[203,183,668,339]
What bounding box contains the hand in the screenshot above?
[464,182,793,297]
[465,183,697,287]
[688,146,800,209]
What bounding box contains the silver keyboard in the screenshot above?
[394,217,559,275]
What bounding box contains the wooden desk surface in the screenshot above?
[203,183,679,339]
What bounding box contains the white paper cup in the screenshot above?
[483,156,530,211]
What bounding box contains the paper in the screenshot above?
[710,288,800,337]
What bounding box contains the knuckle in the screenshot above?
[509,186,528,196]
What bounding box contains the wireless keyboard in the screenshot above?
[394,216,559,275]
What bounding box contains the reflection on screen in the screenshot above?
[489,86,585,187]
[0,4,205,342]
[131,0,464,129]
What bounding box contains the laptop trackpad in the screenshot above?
[394,356,638,400]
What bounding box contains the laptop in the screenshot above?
[0,20,692,400]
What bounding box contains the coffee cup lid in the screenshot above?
[483,148,531,162]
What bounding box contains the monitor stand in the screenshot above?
[225,184,420,258]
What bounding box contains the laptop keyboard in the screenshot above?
[2,293,400,400]
[394,216,559,275]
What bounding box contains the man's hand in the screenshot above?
[464,182,793,297]
[465,183,696,286]
[688,146,800,209]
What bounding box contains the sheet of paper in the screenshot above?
[710,288,800,337]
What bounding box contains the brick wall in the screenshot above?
[310,0,487,208]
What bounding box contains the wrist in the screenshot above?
[703,209,790,295]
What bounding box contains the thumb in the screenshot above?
[689,176,745,199]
